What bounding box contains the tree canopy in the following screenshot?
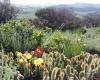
[0,2,18,23]
[34,6,81,30]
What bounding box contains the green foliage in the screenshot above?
[84,27,100,53]
[0,20,85,57]
[43,31,64,52]
[0,19,100,57]
[43,31,85,57]
[0,19,45,52]
[32,28,45,45]
[72,27,87,34]
[0,50,18,80]
[63,32,85,57]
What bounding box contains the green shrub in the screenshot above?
[72,27,87,34]
[84,27,100,54]
[43,31,85,58]
[0,19,86,57]
[0,19,45,52]
[63,32,85,57]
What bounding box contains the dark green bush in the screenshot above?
[34,6,81,30]
[0,2,18,23]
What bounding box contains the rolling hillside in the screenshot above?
[16,3,100,19]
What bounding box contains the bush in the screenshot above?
[0,2,18,23]
[43,31,85,58]
[0,20,85,57]
[34,6,80,30]
[72,27,87,34]
[82,13,100,27]
[0,19,34,52]
[0,21,85,57]
[84,27,100,54]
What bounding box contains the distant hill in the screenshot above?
[69,3,100,15]
[16,5,43,19]
[52,3,100,15]
[16,3,100,19]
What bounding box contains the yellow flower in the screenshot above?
[34,58,43,66]
[16,52,22,57]
[26,53,32,60]
[18,59,24,64]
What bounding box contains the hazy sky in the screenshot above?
[11,0,100,6]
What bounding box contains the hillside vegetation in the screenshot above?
[0,3,100,80]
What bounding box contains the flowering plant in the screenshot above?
[16,51,44,80]
[34,46,44,57]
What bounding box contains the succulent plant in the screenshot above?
[0,50,100,80]
[42,52,100,80]
[0,51,18,80]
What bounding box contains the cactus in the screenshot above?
[79,71,85,79]
[42,52,100,80]
[0,51,18,80]
[0,50,100,80]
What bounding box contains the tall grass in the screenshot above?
[43,30,85,57]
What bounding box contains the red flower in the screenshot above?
[34,46,44,57]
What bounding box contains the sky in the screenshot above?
[11,0,100,6]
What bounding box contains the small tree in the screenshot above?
[0,2,18,23]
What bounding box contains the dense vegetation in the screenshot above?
[34,6,100,30]
[0,20,100,56]
[0,49,100,80]
[0,20,82,57]
[34,7,80,30]
[0,4,100,80]
[0,2,18,23]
